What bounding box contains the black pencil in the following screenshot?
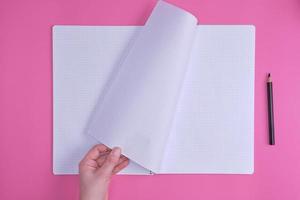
[267,73,275,145]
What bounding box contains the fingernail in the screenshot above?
[111,147,121,157]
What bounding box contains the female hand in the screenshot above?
[79,144,129,200]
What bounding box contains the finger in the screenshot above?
[80,159,98,170]
[84,144,109,161]
[96,151,111,166]
[117,155,128,164]
[113,159,130,174]
[97,153,126,168]
[97,147,121,178]
[79,144,109,170]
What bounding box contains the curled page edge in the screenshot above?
[87,1,198,172]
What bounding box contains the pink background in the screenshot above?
[1,0,300,199]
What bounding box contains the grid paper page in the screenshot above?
[53,26,150,174]
[160,26,255,174]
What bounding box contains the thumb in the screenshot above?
[98,147,121,179]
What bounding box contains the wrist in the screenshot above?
[80,181,110,200]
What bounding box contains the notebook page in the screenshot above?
[87,1,197,172]
[160,26,255,174]
[53,26,150,174]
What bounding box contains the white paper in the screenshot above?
[160,26,255,174]
[87,1,197,172]
[53,26,151,174]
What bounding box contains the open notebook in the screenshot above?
[53,1,255,175]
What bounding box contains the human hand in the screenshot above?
[79,144,129,200]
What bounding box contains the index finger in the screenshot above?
[83,144,110,161]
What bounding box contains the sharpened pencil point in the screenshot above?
[267,73,272,82]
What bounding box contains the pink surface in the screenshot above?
[0,0,300,199]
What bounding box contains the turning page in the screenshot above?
[87,1,197,172]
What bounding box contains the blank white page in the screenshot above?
[87,1,197,173]
[160,26,255,174]
[53,26,150,174]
